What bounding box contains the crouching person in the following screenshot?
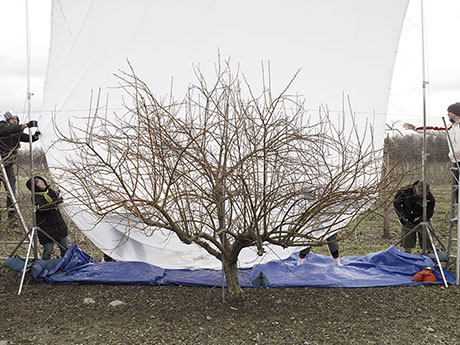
[393,180,435,254]
[26,176,68,260]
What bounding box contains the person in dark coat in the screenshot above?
[26,176,68,260]
[0,111,40,221]
[393,180,435,254]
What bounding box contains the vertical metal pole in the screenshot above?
[457,185,460,284]
[25,0,38,259]
[25,0,31,119]
[420,0,428,254]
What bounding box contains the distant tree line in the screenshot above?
[16,148,48,172]
[13,133,450,176]
[386,132,449,164]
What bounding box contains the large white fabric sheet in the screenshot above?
[39,0,409,269]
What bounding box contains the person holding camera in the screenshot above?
[0,111,40,222]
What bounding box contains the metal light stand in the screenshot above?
[457,173,460,285]
[18,0,39,295]
[9,226,67,261]
[424,222,448,287]
[420,0,428,256]
[25,0,37,252]
[404,0,447,287]
[393,221,448,287]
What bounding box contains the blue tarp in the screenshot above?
[3,245,456,287]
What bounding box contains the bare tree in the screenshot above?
[54,59,400,301]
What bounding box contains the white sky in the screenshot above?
[0,0,459,128]
[388,0,460,128]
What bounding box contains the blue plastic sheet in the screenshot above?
[40,245,164,284]
[245,247,455,287]
[4,245,456,287]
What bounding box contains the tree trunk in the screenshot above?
[381,135,390,239]
[223,259,244,302]
[382,202,390,239]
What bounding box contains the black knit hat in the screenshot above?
[4,111,14,121]
[415,180,430,195]
[447,103,460,116]
[3,111,19,123]
[25,176,48,191]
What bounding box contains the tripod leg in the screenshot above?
[0,158,39,258]
[7,227,35,259]
[35,228,68,253]
[424,223,448,288]
[428,226,447,252]
[0,159,30,237]
[393,224,421,250]
[18,227,36,295]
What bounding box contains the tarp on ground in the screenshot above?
[4,245,455,287]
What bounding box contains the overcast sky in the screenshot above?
[389,0,460,128]
[0,0,459,128]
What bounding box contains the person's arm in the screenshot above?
[427,193,435,220]
[0,122,25,137]
[393,191,407,225]
[19,130,40,143]
[35,194,50,211]
[35,198,58,211]
[35,190,62,211]
[403,123,448,132]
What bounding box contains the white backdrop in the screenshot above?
[40,0,409,269]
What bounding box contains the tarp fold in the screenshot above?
[4,245,455,287]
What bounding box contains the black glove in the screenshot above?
[35,130,41,136]
[27,120,38,128]
[407,217,417,225]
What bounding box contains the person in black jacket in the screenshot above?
[0,111,40,221]
[393,180,435,254]
[26,176,68,260]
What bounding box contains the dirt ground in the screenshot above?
[0,213,459,344]
[0,270,459,345]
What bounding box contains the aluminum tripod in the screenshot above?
[0,156,40,294]
[393,221,448,287]
[0,158,32,239]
